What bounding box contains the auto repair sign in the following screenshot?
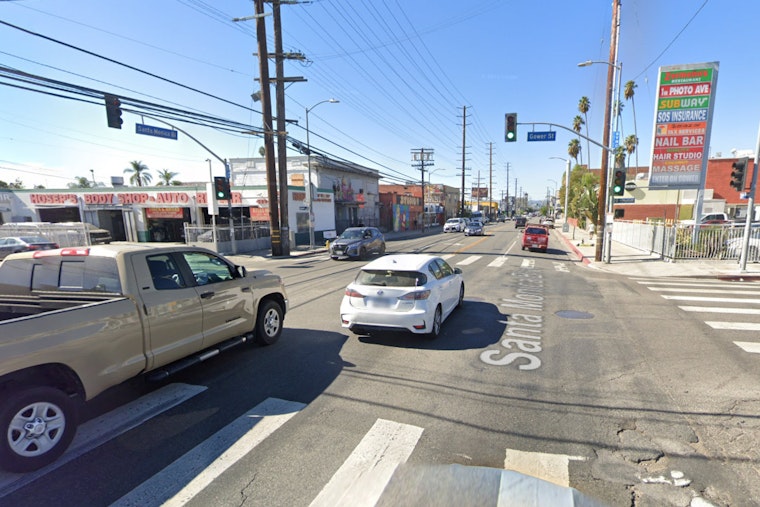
[649,62,719,189]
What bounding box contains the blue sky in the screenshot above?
[0,0,755,202]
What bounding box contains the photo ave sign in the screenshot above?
[649,62,719,189]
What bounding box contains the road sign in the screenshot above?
[136,123,178,140]
[624,181,637,191]
[614,197,635,203]
[613,131,620,148]
[526,131,556,142]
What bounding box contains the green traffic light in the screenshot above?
[506,132,514,140]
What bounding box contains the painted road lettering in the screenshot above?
[481,265,545,370]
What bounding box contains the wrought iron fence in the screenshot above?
[612,220,760,262]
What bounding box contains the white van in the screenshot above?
[471,211,488,224]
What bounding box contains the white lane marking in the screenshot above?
[650,287,760,295]
[521,259,534,268]
[113,397,305,507]
[734,341,760,353]
[706,321,760,331]
[679,306,760,315]
[662,295,760,304]
[503,449,585,488]
[309,419,423,507]
[553,262,569,272]
[457,255,482,266]
[0,383,206,498]
[639,281,759,288]
[488,257,508,268]
[441,254,456,260]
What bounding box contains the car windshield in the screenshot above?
[445,219,459,224]
[355,269,427,287]
[339,229,364,240]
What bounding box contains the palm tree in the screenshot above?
[124,160,152,187]
[67,176,93,189]
[624,134,638,169]
[572,115,585,166]
[624,80,639,172]
[568,139,581,166]
[578,96,591,167]
[156,169,178,186]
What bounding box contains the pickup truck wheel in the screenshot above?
[255,300,283,345]
[0,387,77,473]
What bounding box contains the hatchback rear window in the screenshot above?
[525,227,547,235]
[355,269,427,287]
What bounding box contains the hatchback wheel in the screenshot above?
[427,306,442,338]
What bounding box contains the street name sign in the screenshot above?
[136,123,178,140]
[614,197,635,204]
[527,131,556,142]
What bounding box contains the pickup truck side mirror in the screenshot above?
[236,265,247,278]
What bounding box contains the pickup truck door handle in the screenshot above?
[200,291,215,299]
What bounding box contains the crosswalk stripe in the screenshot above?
[706,321,760,331]
[441,254,456,260]
[679,306,760,315]
[309,419,423,507]
[650,287,760,295]
[503,449,585,488]
[488,257,508,268]
[734,341,760,353]
[0,383,206,499]
[638,281,757,288]
[662,295,760,304]
[456,255,482,266]
[112,397,305,507]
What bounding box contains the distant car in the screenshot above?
[330,227,386,260]
[514,217,527,229]
[339,254,465,338]
[0,236,59,259]
[521,225,549,252]
[443,218,467,233]
[464,220,484,236]
[542,218,554,229]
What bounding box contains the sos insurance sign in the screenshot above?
[649,62,719,189]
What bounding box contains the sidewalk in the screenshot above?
[554,221,760,280]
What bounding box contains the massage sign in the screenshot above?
[649,62,719,189]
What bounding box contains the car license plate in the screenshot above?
[370,297,392,308]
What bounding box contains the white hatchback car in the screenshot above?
[340,254,465,337]
[443,217,467,233]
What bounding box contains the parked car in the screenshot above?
[541,218,554,229]
[514,216,527,229]
[339,254,464,338]
[443,217,467,233]
[464,220,484,236]
[329,227,386,260]
[521,225,549,252]
[0,236,59,259]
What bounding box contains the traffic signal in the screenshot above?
[612,168,626,196]
[104,94,123,129]
[729,157,749,191]
[505,113,517,142]
[213,176,231,200]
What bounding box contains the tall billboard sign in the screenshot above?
[649,62,719,189]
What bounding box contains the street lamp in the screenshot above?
[305,98,339,250]
[547,178,558,214]
[550,157,571,232]
[578,56,621,263]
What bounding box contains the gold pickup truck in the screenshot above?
[0,244,288,473]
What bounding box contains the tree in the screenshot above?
[572,115,585,166]
[156,169,179,186]
[0,178,24,189]
[624,80,639,171]
[67,176,93,189]
[567,139,581,165]
[124,160,152,187]
[624,134,638,168]
[575,171,599,230]
[578,96,591,167]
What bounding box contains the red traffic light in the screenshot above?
[104,94,123,129]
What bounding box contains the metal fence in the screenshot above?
[612,220,760,262]
[0,222,96,247]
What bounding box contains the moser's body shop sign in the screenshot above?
[649,62,719,189]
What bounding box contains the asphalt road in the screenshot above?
[2,222,759,506]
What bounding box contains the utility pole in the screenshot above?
[412,148,434,230]
[488,142,493,221]
[505,162,510,217]
[595,0,620,262]
[253,0,281,256]
[460,106,470,216]
[270,0,306,256]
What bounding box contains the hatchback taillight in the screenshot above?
[345,288,363,298]
[399,290,430,300]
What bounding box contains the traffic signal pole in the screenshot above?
[739,125,760,271]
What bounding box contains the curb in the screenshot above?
[555,230,591,265]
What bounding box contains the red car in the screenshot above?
[521,225,549,252]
